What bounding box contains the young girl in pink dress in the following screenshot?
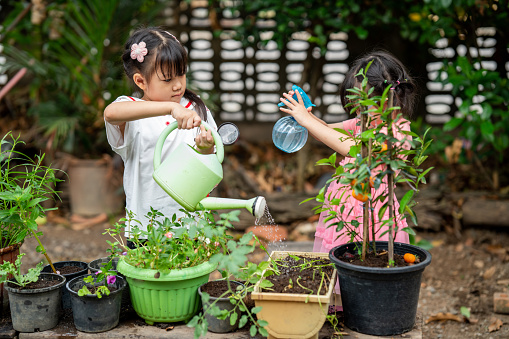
[279,50,417,311]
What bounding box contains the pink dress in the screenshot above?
[314,117,411,254]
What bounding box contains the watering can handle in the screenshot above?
[153,121,224,170]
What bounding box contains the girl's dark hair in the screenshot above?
[121,26,207,120]
[339,50,417,119]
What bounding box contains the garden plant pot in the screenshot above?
[68,158,123,217]
[329,241,432,336]
[66,274,126,333]
[117,257,216,324]
[42,260,88,310]
[198,280,244,333]
[0,242,22,313]
[5,273,66,332]
[88,256,131,309]
[251,251,337,339]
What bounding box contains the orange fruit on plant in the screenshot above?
[350,179,357,186]
[352,190,368,202]
[369,176,375,188]
[403,253,416,263]
[380,143,388,152]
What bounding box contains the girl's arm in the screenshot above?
[280,91,355,157]
[104,100,201,129]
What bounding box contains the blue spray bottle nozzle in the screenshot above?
[278,85,316,109]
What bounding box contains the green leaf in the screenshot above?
[251,306,263,314]
[398,190,414,214]
[250,324,257,337]
[460,306,470,318]
[229,311,238,326]
[238,314,248,328]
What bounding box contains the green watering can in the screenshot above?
[153,121,266,218]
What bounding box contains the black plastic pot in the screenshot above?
[88,257,131,309]
[198,280,244,333]
[66,274,126,333]
[88,257,119,274]
[42,260,88,310]
[5,273,66,332]
[329,241,432,336]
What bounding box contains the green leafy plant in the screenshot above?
[188,232,273,338]
[105,207,241,272]
[0,253,44,288]
[0,131,61,273]
[306,62,433,264]
[77,259,117,298]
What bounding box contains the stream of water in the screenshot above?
[253,205,288,252]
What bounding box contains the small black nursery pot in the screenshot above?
[42,260,88,310]
[66,274,127,333]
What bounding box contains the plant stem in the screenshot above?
[387,90,395,266]
[30,229,57,273]
[360,109,369,261]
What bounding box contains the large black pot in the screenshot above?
[5,273,66,332]
[42,260,88,309]
[329,241,431,336]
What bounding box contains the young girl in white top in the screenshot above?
[104,27,217,238]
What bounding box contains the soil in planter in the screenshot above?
[263,255,334,295]
[339,250,419,268]
[7,276,59,290]
[201,281,240,298]
[57,265,85,275]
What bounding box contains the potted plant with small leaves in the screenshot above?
[311,64,433,335]
[0,253,65,332]
[108,207,240,324]
[66,259,126,332]
[188,232,270,337]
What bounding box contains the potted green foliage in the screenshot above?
[188,232,270,338]
[0,253,65,332]
[108,207,240,324]
[0,132,62,307]
[312,65,433,335]
[66,259,127,332]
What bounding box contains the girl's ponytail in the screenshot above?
[184,89,208,121]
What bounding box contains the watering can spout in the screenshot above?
[196,196,266,219]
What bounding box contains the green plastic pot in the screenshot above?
[117,257,216,324]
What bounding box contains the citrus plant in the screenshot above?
[307,62,433,264]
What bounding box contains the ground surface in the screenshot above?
[12,214,508,339]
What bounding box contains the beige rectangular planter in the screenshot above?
[251,251,337,339]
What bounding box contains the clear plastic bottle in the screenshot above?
[273,84,314,153]
[272,116,308,153]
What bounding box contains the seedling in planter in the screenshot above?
[0,253,44,287]
[188,233,272,338]
[78,259,117,298]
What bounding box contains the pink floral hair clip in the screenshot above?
[131,41,148,62]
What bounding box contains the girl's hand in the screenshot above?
[172,104,202,129]
[279,90,313,125]
[195,124,215,153]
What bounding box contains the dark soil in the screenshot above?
[57,265,86,274]
[339,249,415,267]
[263,255,334,295]
[7,275,59,290]
[201,280,240,298]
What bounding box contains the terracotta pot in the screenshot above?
[0,242,22,311]
[68,158,123,217]
[251,251,337,339]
